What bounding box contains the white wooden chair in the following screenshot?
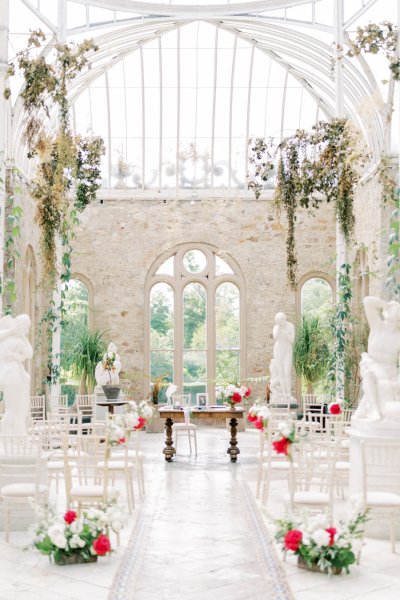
[0,436,48,541]
[29,395,46,421]
[352,439,400,553]
[256,411,292,499]
[48,394,69,416]
[172,395,197,456]
[75,394,96,432]
[63,434,109,513]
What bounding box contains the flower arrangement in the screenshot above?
[216,384,251,407]
[106,400,154,446]
[31,503,124,565]
[102,351,117,383]
[247,404,270,431]
[272,421,296,457]
[275,511,368,575]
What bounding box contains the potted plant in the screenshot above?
[293,315,330,394]
[69,328,106,394]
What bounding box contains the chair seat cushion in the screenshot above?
[288,491,330,504]
[366,492,400,507]
[172,423,197,430]
[0,483,47,497]
[97,460,134,469]
[47,461,66,470]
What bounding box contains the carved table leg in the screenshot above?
[227,417,240,462]
[163,417,176,462]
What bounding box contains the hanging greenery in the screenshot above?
[347,21,400,82]
[5,30,105,287]
[270,119,365,287]
[247,137,275,199]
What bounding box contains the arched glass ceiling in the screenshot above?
[71,21,326,191]
[7,0,398,192]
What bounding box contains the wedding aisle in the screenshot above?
[110,431,293,600]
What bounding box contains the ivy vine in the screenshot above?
[0,163,23,313]
[5,30,105,288]
[268,118,365,287]
[328,263,352,403]
[348,21,400,81]
[247,137,275,199]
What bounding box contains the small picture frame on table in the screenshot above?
[196,393,208,407]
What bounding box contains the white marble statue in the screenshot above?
[270,312,295,396]
[354,296,400,421]
[95,342,122,386]
[0,314,33,436]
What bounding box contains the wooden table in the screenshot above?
[97,400,128,415]
[158,407,244,463]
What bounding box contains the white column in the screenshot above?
[50,0,67,397]
[334,0,347,401]
[0,0,9,314]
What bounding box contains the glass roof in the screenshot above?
[7,0,398,194]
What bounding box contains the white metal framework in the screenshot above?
[4,0,398,194]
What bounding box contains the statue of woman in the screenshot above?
[0,314,33,435]
[271,312,295,396]
[355,296,400,421]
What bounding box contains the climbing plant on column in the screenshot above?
[4,30,105,382]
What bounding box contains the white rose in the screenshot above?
[277,421,293,438]
[225,384,236,396]
[70,534,86,549]
[69,520,83,534]
[311,529,331,547]
[125,412,140,429]
[307,514,328,533]
[48,525,67,549]
[257,408,270,419]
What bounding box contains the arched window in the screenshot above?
[146,245,245,404]
[60,278,91,394]
[300,276,333,319]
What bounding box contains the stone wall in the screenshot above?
[71,194,336,399]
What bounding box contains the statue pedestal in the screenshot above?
[350,418,400,540]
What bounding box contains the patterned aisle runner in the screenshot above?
[110,454,293,600]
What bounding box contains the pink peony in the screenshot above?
[232,392,242,404]
[284,529,303,552]
[244,387,251,397]
[254,417,264,430]
[272,437,290,456]
[329,403,342,415]
[134,416,146,430]
[64,510,77,525]
[326,527,337,546]
[93,534,111,556]
[247,413,258,423]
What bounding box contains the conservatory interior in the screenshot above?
[0,0,399,598]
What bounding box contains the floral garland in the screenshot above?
[275,510,368,575]
[247,403,270,431]
[272,421,296,457]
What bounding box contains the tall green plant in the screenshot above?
[293,315,330,393]
[69,329,106,394]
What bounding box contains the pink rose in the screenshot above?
[284,530,303,552]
